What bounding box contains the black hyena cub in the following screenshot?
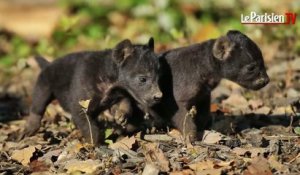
[101,30,270,142]
[24,38,162,145]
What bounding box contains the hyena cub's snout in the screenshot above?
[252,72,270,90]
[146,86,163,105]
[152,89,163,102]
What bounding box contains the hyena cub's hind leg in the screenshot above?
[94,86,133,127]
[24,75,54,136]
[110,98,132,126]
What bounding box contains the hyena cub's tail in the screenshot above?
[35,56,50,69]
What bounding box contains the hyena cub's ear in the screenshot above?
[212,36,235,60]
[148,37,154,51]
[112,39,134,65]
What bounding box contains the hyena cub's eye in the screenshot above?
[246,64,256,72]
[138,76,147,83]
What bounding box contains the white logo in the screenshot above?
[241,12,297,25]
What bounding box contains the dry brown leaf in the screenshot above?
[189,159,232,172]
[0,1,63,41]
[188,160,215,171]
[268,155,286,172]
[243,156,272,175]
[210,104,231,113]
[196,169,222,175]
[11,145,42,166]
[202,130,227,144]
[170,169,196,175]
[31,172,53,175]
[272,106,293,115]
[64,159,103,174]
[233,147,267,158]
[253,106,271,115]
[222,92,248,110]
[215,160,234,167]
[142,163,160,175]
[192,23,220,42]
[210,103,219,112]
[143,142,170,172]
[29,160,50,172]
[168,129,183,140]
[248,99,263,110]
[109,136,136,150]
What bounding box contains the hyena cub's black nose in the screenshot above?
[261,76,270,85]
[153,92,163,101]
[264,76,270,85]
[256,76,270,86]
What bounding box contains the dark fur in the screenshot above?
[24,38,162,145]
[104,30,270,141]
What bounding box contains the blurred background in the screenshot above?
[0,0,299,119]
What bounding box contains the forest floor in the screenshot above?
[0,54,300,175]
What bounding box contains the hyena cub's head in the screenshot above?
[112,38,162,106]
[212,30,269,90]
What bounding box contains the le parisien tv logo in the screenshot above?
[241,12,297,25]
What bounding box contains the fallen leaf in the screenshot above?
[105,128,114,145]
[40,149,62,161]
[272,106,293,115]
[0,1,63,41]
[188,160,215,171]
[170,169,195,175]
[79,99,90,109]
[243,156,272,175]
[11,145,42,166]
[64,159,103,174]
[143,142,170,172]
[222,92,249,110]
[189,159,232,173]
[196,169,222,175]
[109,136,136,150]
[210,103,219,112]
[268,155,286,172]
[142,163,160,175]
[202,130,228,144]
[192,23,220,42]
[215,160,234,167]
[253,106,271,115]
[233,147,268,158]
[168,129,183,140]
[29,160,50,172]
[294,127,300,135]
[248,99,263,110]
[31,172,53,175]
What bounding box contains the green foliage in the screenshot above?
[0,0,299,69]
[294,127,300,135]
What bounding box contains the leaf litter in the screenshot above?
[1,60,300,174]
[1,22,300,175]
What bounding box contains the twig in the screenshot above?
[143,134,173,142]
[194,142,231,152]
[264,135,299,140]
[182,106,197,141]
[288,152,300,163]
[81,109,94,145]
[182,111,188,141]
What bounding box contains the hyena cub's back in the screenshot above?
[99,30,270,141]
[25,38,162,145]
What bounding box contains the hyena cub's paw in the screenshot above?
[114,110,127,127]
[111,98,132,127]
[99,99,132,127]
[23,113,42,136]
